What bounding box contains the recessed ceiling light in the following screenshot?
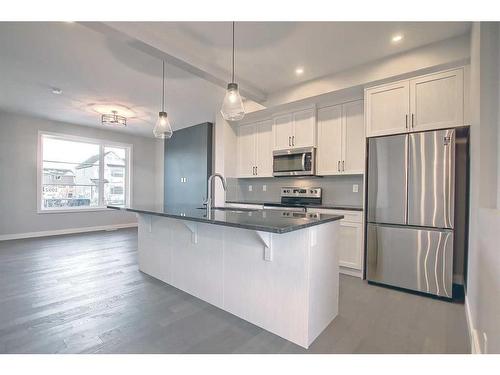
[51,87,63,95]
[295,67,304,76]
[392,34,404,43]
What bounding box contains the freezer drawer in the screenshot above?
[366,224,453,298]
[408,129,455,229]
[367,134,407,225]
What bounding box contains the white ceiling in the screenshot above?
[0,22,225,137]
[106,22,471,94]
[0,22,471,137]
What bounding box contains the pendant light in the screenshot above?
[153,60,173,139]
[220,21,245,121]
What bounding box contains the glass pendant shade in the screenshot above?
[221,83,245,121]
[153,111,173,139]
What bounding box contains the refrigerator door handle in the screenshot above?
[404,135,409,225]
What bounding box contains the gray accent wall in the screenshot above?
[0,110,162,236]
[164,122,212,206]
[226,175,364,206]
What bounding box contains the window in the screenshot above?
[39,132,132,212]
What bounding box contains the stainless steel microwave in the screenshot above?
[273,147,316,177]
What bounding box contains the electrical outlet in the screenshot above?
[248,185,253,192]
[262,185,267,192]
[353,184,359,193]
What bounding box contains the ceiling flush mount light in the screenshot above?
[295,67,304,76]
[220,21,245,122]
[102,110,127,127]
[392,34,404,43]
[153,61,173,139]
[51,87,63,95]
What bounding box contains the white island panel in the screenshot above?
[136,213,339,348]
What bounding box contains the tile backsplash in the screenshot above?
[226,175,364,206]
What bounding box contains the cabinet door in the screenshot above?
[255,120,273,177]
[237,124,256,178]
[273,114,293,150]
[410,68,464,132]
[338,221,362,270]
[342,100,365,174]
[317,105,343,175]
[365,81,410,137]
[292,108,316,148]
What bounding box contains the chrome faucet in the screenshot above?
[204,173,227,215]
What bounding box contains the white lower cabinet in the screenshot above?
[307,208,363,277]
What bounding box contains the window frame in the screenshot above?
[37,131,133,213]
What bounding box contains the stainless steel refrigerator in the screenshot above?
[366,128,469,299]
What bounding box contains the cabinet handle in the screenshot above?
[405,114,408,129]
[252,166,255,175]
[292,136,295,146]
[255,166,258,175]
[411,114,414,128]
[288,136,291,147]
[337,161,340,172]
[342,160,345,172]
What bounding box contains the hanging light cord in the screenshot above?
[161,60,165,112]
[232,21,235,83]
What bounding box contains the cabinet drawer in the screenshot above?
[306,208,362,223]
[225,203,264,210]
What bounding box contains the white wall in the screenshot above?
[265,34,470,107]
[466,22,500,354]
[0,110,163,238]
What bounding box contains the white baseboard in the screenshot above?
[339,266,363,278]
[0,223,138,241]
[465,295,482,354]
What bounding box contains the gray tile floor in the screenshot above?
[0,228,470,354]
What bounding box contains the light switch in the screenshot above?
[248,185,253,192]
[353,184,359,193]
[262,185,267,192]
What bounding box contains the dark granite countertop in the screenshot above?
[107,204,343,234]
[225,200,363,212]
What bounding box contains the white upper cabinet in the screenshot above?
[365,80,410,137]
[237,120,273,178]
[255,120,273,177]
[273,114,293,150]
[317,100,365,176]
[273,107,316,150]
[292,108,316,148]
[342,100,365,174]
[410,69,464,132]
[365,68,465,137]
[237,124,257,178]
[317,105,343,175]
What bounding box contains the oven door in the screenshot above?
[273,147,315,176]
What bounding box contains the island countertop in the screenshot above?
[107,204,343,234]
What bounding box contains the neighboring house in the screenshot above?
[75,151,126,205]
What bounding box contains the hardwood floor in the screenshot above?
[0,228,469,354]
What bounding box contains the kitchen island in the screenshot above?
[108,204,343,348]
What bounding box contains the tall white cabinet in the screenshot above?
[317,100,365,175]
[365,68,464,137]
[237,120,273,178]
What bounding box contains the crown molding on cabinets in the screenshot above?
[235,85,363,127]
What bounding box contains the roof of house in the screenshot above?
[75,151,124,169]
